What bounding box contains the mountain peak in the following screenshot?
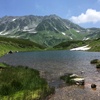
[0,14,99,47]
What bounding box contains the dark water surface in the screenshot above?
[0,50,100,99]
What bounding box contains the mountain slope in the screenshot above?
[0,37,45,56]
[0,14,96,47]
[53,38,100,52]
[84,28,100,40]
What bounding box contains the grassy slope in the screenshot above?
[53,38,100,52]
[0,63,54,100]
[12,28,85,47]
[0,37,45,56]
[29,29,85,47]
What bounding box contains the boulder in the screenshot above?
[60,73,85,85]
[9,51,13,54]
[70,74,79,78]
[90,59,100,64]
[96,63,100,68]
[91,84,96,88]
[71,78,85,85]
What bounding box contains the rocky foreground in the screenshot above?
[49,84,100,100]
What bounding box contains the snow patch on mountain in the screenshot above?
[12,19,16,21]
[10,36,20,38]
[0,32,9,35]
[76,30,80,33]
[70,45,91,51]
[83,37,90,40]
[54,27,58,31]
[23,26,36,33]
[62,32,66,35]
[65,25,69,29]
[29,31,37,34]
[70,37,73,40]
[0,31,3,35]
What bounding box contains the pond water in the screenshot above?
[0,50,100,100]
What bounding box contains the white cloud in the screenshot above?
[70,9,100,24]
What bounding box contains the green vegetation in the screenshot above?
[88,38,100,51]
[0,37,45,57]
[31,31,70,47]
[0,63,54,100]
[53,38,100,52]
[54,40,86,50]
[30,29,85,47]
[0,63,8,68]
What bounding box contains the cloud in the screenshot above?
[70,9,100,24]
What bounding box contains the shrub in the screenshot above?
[0,84,10,95]
[0,64,54,99]
[11,80,23,91]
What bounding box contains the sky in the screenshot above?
[0,0,100,28]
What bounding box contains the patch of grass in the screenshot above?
[0,63,8,68]
[0,63,54,100]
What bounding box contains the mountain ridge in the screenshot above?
[0,14,100,46]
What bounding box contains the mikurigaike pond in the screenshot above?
[0,50,100,100]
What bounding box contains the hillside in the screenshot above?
[0,37,45,56]
[53,38,100,52]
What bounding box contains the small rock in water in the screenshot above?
[81,71,84,74]
[91,84,96,88]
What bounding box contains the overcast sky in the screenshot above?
[0,0,100,28]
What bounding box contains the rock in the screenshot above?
[71,78,85,85]
[90,59,100,64]
[96,63,100,68]
[60,73,85,85]
[9,51,13,54]
[81,71,84,74]
[91,84,96,88]
[0,66,4,69]
[70,74,79,78]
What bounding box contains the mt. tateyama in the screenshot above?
[0,15,99,46]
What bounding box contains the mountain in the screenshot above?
[0,14,99,47]
[83,28,100,40]
[0,15,43,33]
